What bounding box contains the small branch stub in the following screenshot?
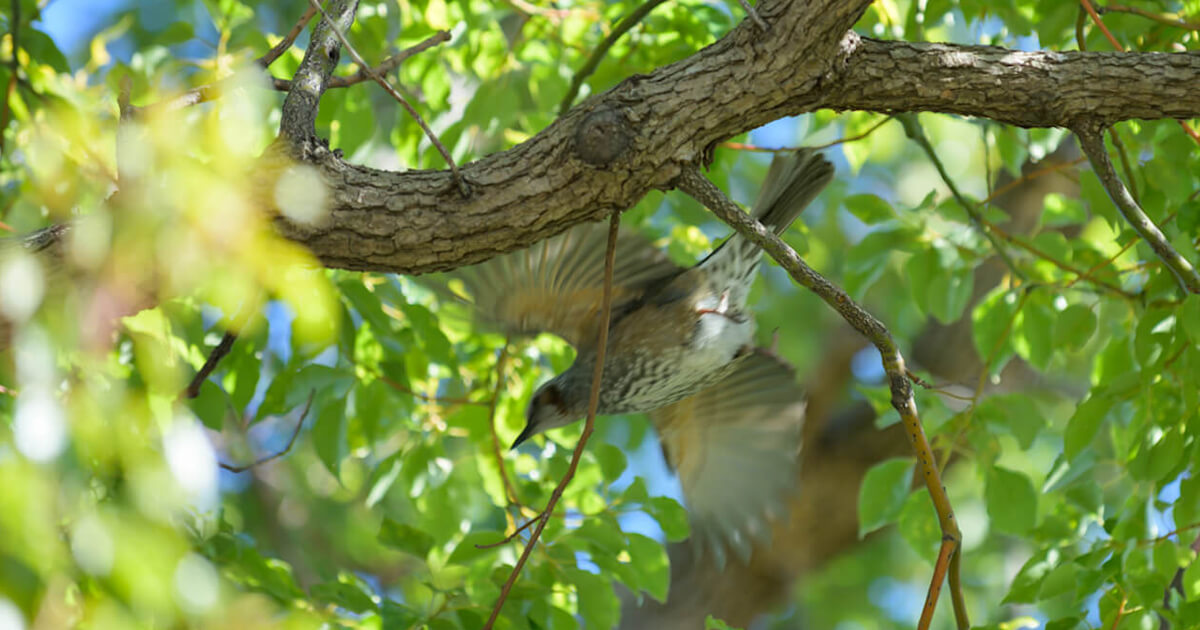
[573,106,634,166]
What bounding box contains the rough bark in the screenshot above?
[262,0,1200,276]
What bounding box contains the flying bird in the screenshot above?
[425,150,834,565]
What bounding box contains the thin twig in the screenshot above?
[1107,127,1139,203]
[977,215,1135,297]
[485,343,523,509]
[1100,2,1200,31]
[184,332,238,399]
[1074,127,1200,293]
[722,116,893,153]
[897,114,1025,281]
[557,0,671,115]
[219,390,316,473]
[980,157,1087,206]
[736,0,769,32]
[257,5,319,68]
[306,0,466,194]
[475,512,542,549]
[481,212,620,630]
[272,30,451,91]
[372,370,486,406]
[675,164,968,630]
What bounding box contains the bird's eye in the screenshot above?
[536,384,563,410]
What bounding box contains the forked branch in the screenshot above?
[1073,126,1200,294]
[675,164,970,630]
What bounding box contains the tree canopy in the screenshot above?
[1,1,1199,629]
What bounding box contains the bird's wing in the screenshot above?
[420,222,683,347]
[650,349,804,568]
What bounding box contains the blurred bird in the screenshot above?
[425,150,834,565]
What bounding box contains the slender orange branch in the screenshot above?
[481,212,620,630]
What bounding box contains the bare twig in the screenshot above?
[557,0,671,115]
[897,114,1025,282]
[1099,2,1200,31]
[219,390,316,473]
[475,512,542,550]
[1107,126,1139,203]
[272,30,451,91]
[306,0,466,194]
[736,0,769,32]
[1074,127,1200,293]
[183,331,238,399]
[257,6,319,68]
[722,116,893,153]
[980,157,1087,205]
[481,212,620,630]
[485,343,523,509]
[675,163,969,630]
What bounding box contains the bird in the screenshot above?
[422,150,834,565]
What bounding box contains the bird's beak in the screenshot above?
[510,423,536,450]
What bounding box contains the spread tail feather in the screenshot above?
[701,149,834,280]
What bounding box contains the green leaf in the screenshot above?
[567,569,618,630]
[976,394,1045,450]
[1003,549,1057,604]
[972,288,1020,375]
[447,530,503,565]
[626,533,669,603]
[311,575,378,614]
[1041,193,1088,227]
[596,444,627,483]
[897,490,940,562]
[857,458,915,537]
[1054,304,1097,351]
[646,497,690,542]
[1064,395,1112,461]
[986,467,1037,536]
[187,380,228,430]
[1181,295,1200,345]
[843,194,895,223]
[378,519,434,558]
[312,395,348,477]
[1184,559,1200,602]
[431,564,469,591]
[1174,474,1200,533]
[1014,295,1054,371]
[705,615,742,630]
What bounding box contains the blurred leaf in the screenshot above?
[898,490,940,561]
[379,519,434,558]
[857,458,915,537]
[312,394,348,476]
[626,533,669,602]
[567,568,619,630]
[843,194,895,223]
[986,467,1037,536]
[1064,395,1111,461]
[596,443,626,483]
[646,497,690,542]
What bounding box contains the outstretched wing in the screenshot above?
[650,350,804,568]
[421,222,682,348]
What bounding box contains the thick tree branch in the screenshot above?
[25,1,1200,281]
[265,4,1200,276]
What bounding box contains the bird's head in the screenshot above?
[511,380,577,449]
